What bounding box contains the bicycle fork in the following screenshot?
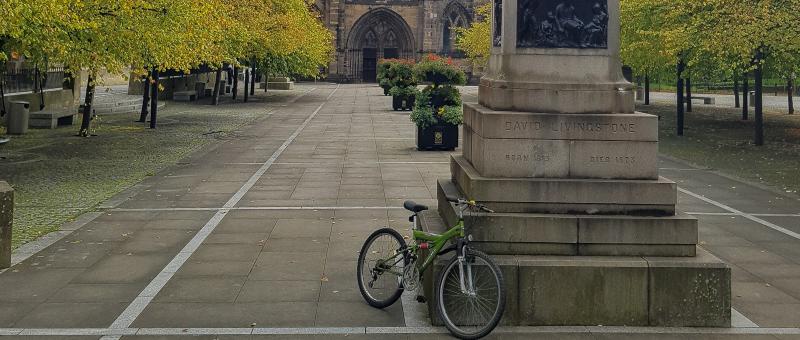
[456,239,476,296]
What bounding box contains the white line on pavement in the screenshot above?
[223,161,450,165]
[102,85,340,339]
[678,187,800,241]
[688,212,800,217]
[732,308,759,328]
[659,168,710,171]
[5,326,800,336]
[111,206,404,212]
[686,212,738,216]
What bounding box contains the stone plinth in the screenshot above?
[463,103,660,179]
[0,181,13,269]
[419,211,730,327]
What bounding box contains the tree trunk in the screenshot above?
[244,68,250,103]
[232,66,239,100]
[38,68,47,110]
[686,77,693,112]
[78,73,96,137]
[138,73,150,122]
[212,67,223,105]
[265,67,269,93]
[644,74,650,105]
[742,74,749,120]
[734,76,740,108]
[788,79,794,115]
[150,69,160,129]
[754,62,764,146]
[250,66,256,96]
[0,71,6,117]
[676,61,686,136]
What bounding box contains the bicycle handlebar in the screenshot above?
[445,195,494,213]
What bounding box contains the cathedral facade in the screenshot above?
[313,0,479,83]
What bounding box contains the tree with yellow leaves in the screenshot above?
[690,0,800,145]
[3,0,332,134]
[455,3,491,68]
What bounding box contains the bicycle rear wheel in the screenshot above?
[435,248,505,340]
[357,228,408,308]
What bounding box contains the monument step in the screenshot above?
[418,210,730,328]
[437,180,698,257]
[451,155,677,215]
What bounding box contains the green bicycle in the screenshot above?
[357,196,506,339]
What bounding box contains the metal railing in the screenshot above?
[1,67,65,94]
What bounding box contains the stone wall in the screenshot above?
[127,72,219,100]
[325,0,478,82]
[2,87,79,114]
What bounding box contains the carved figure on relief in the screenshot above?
[516,0,609,49]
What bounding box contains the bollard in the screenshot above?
[0,181,13,269]
[7,101,30,135]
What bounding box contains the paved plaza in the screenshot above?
[1,84,800,339]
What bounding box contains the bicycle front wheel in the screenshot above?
[357,228,408,308]
[435,248,505,340]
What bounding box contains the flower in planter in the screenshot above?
[410,88,463,129]
[413,54,467,87]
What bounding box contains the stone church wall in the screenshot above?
[320,0,480,83]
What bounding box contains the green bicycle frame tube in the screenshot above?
[413,220,465,273]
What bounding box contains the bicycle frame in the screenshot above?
[371,221,463,278]
[411,221,464,273]
[371,203,473,285]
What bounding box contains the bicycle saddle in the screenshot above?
[403,200,429,213]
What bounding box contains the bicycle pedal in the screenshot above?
[416,295,427,303]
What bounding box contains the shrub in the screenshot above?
[410,54,466,128]
[412,54,467,87]
[410,86,463,129]
[389,85,417,98]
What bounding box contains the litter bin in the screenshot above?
[7,101,30,135]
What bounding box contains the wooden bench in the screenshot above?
[173,90,198,102]
[29,110,78,129]
[685,96,716,105]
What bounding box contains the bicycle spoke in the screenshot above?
[438,251,504,335]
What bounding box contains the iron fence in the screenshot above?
[1,67,65,94]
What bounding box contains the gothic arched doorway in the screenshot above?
[442,1,470,57]
[346,8,415,82]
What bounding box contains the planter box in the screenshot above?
[417,123,459,151]
[392,95,415,111]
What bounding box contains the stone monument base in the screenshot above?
[419,210,731,327]
[438,179,698,257]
